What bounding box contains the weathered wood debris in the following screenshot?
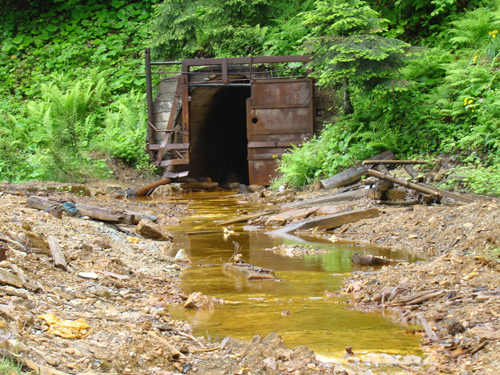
[27,196,158,225]
[222,262,275,280]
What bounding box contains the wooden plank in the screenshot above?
[208,209,278,227]
[156,76,183,163]
[47,235,68,271]
[282,189,366,210]
[269,208,379,235]
[159,159,190,167]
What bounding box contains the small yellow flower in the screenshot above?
[472,109,475,112]
[464,97,468,106]
[468,99,473,105]
[473,55,478,62]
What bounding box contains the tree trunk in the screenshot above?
[343,77,354,115]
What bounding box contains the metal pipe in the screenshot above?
[150,61,182,65]
[188,83,251,87]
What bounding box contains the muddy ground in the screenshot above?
[0,176,498,375]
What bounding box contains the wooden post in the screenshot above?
[145,48,156,160]
[48,235,68,271]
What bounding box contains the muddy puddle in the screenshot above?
[163,192,423,361]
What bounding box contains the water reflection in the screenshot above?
[165,192,422,358]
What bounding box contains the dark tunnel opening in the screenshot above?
[189,85,251,185]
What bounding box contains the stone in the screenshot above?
[183,292,221,310]
[91,238,112,249]
[21,230,50,254]
[386,188,406,201]
[136,219,171,241]
[68,185,91,197]
[0,268,23,288]
[174,249,191,263]
[442,317,465,336]
[91,285,111,298]
[78,272,99,280]
[247,185,265,193]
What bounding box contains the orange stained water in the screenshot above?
[164,192,423,359]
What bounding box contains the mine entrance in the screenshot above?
[145,51,315,185]
[189,85,251,185]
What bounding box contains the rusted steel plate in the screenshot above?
[249,80,311,108]
[249,160,281,186]
[248,108,312,135]
[247,79,314,185]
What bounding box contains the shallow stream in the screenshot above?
[164,192,423,360]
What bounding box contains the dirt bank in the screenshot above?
[0,178,498,374]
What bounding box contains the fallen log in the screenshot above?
[135,178,171,196]
[268,208,379,236]
[47,235,68,271]
[27,196,135,224]
[320,150,395,190]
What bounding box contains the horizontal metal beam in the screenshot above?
[182,55,311,67]
[151,61,182,65]
[189,83,251,87]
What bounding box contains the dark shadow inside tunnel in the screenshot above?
[188,85,251,185]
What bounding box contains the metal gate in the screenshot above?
[246,79,314,185]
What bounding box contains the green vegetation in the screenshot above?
[0,356,24,374]
[1,0,499,195]
[0,0,159,182]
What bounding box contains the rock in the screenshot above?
[68,185,91,197]
[442,317,465,336]
[78,272,99,280]
[0,268,23,288]
[21,230,50,254]
[183,292,221,310]
[386,188,406,201]
[137,219,172,241]
[265,216,286,226]
[247,185,265,193]
[91,238,112,249]
[237,185,248,194]
[174,249,191,263]
[351,253,399,266]
[313,181,323,191]
[263,357,276,370]
[91,285,112,298]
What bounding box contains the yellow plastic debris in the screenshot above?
[127,236,140,243]
[38,314,92,339]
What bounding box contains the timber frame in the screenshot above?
[145,49,314,184]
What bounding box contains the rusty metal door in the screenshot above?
[246,79,314,185]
